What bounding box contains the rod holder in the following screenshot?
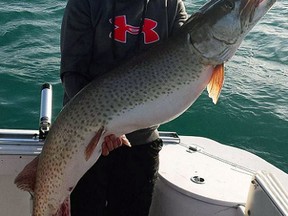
[39,83,52,140]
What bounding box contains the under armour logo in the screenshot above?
[110,15,160,44]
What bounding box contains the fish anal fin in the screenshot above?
[14,155,39,193]
[85,126,105,161]
[53,197,71,216]
[207,63,225,104]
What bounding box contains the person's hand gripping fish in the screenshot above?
[102,134,131,156]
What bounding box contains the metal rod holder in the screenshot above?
[39,83,52,140]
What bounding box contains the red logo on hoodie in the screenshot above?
[110,15,160,44]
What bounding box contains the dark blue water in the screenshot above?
[0,0,287,173]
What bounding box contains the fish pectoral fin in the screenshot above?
[54,197,71,216]
[207,63,225,104]
[14,155,39,193]
[85,126,105,161]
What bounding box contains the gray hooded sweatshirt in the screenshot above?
[60,0,188,145]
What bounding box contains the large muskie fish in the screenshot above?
[15,0,276,215]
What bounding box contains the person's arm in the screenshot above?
[168,0,188,34]
[62,73,89,103]
[61,0,130,154]
[60,0,94,99]
[174,0,188,28]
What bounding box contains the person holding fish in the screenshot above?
[60,0,188,215]
[14,0,276,214]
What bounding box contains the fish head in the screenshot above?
[187,0,276,65]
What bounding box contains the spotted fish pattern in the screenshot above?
[15,0,276,214]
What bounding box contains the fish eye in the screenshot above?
[222,0,235,10]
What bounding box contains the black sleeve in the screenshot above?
[174,0,188,30]
[60,0,94,81]
[62,72,90,102]
[168,0,188,35]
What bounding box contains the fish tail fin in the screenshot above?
[14,155,39,193]
[15,154,71,216]
[54,197,71,216]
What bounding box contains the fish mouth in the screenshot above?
[256,0,264,7]
[240,0,276,29]
[255,0,276,9]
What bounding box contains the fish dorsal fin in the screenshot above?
[85,126,105,161]
[207,64,225,104]
[14,155,39,193]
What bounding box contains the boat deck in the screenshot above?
[1,130,287,216]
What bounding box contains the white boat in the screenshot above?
[0,85,287,216]
[149,133,288,216]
